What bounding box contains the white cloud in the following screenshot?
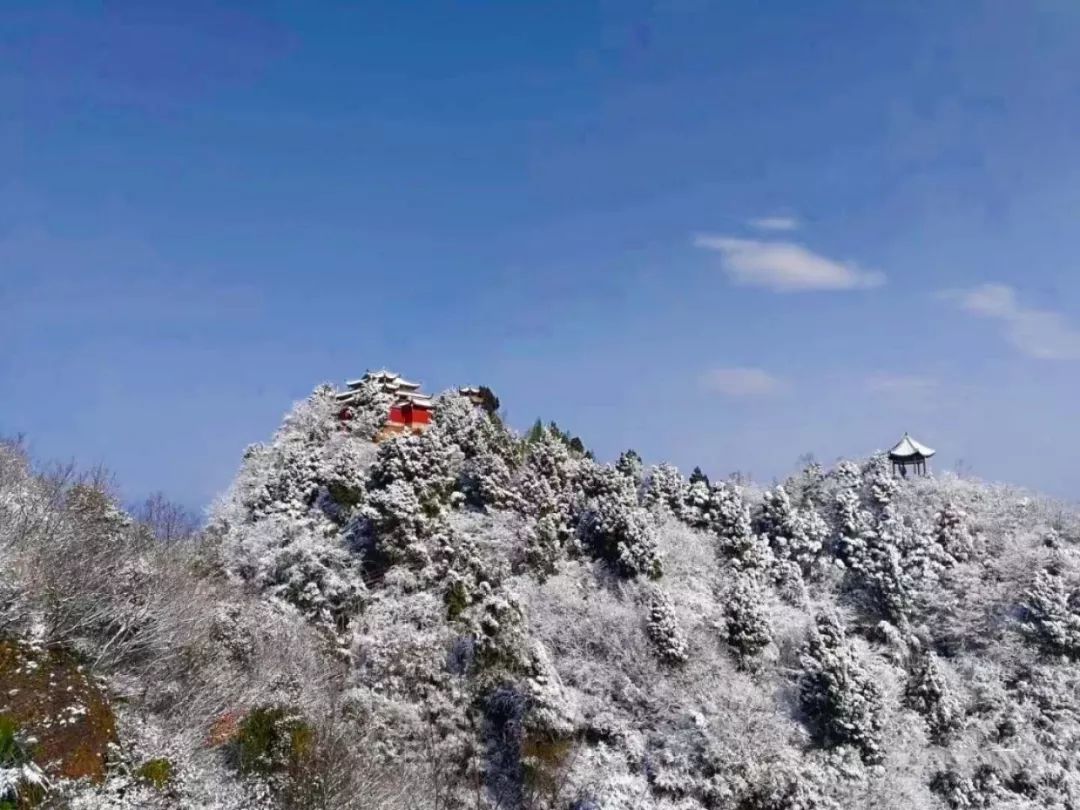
[694,235,886,292]
[942,283,1080,359]
[700,367,787,397]
[866,374,937,396]
[748,216,800,232]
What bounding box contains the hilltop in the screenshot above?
[1,378,1080,809]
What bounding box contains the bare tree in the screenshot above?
[132,491,202,543]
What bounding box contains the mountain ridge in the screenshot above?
[1,380,1078,808]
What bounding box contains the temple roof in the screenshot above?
[339,369,432,409]
[345,370,421,389]
[397,392,434,408]
[888,433,936,460]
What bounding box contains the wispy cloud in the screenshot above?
[748,216,800,232]
[694,235,885,292]
[866,374,937,396]
[700,367,787,397]
[942,283,1080,359]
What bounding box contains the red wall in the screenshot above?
[387,403,432,427]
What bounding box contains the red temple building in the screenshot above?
[336,369,435,435]
[388,392,434,429]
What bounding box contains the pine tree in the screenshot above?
[575,464,662,578]
[581,491,662,579]
[514,427,581,525]
[799,612,885,764]
[904,652,962,743]
[713,483,772,574]
[615,449,644,486]
[755,486,827,577]
[468,585,529,672]
[524,513,567,579]
[934,500,974,563]
[526,418,545,444]
[689,466,710,488]
[1022,568,1080,658]
[458,453,519,511]
[863,453,899,512]
[864,505,917,623]
[647,586,689,664]
[834,484,874,573]
[724,573,772,668]
[642,463,687,515]
[680,478,715,529]
[259,521,367,632]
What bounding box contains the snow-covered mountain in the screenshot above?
[2,380,1079,809]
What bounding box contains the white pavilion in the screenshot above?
[888,433,936,477]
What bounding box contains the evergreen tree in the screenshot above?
[647,586,689,665]
[523,513,567,579]
[755,485,827,577]
[905,652,962,743]
[724,573,773,668]
[580,488,662,579]
[799,612,885,764]
[689,466,710,488]
[615,449,644,487]
[863,453,899,512]
[934,500,975,563]
[713,483,772,574]
[526,418,545,444]
[477,385,501,415]
[1022,568,1080,658]
[642,463,687,515]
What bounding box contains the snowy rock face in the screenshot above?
[6,388,1080,808]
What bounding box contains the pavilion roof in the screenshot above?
[888,433,936,460]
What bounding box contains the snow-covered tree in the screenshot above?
[458,453,519,512]
[799,612,885,764]
[646,586,689,664]
[467,584,529,673]
[681,478,716,529]
[713,483,772,574]
[642,463,686,515]
[829,460,876,573]
[513,426,582,525]
[359,479,437,568]
[933,500,975,563]
[230,516,367,632]
[905,652,962,743]
[1022,568,1080,659]
[579,484,662,579]
[523,513,568,579]
[863,453,899,512]
[614,449,644,487]
[755,485,827,577]
[723,573,772,668]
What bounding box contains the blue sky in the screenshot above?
[4,1,1080,508]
